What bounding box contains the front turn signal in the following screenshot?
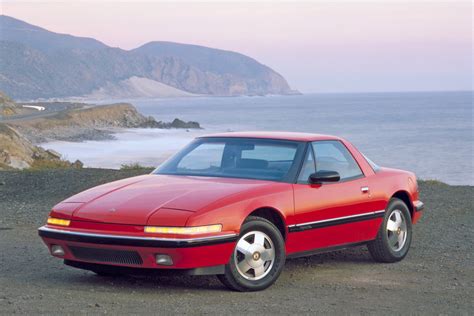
[144,224,222,235]
[47,217,71,227]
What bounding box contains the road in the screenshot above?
[0,102,85,123]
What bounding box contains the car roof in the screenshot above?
[199,131,342,142]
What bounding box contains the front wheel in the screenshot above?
[217,216,286,291]
[368,198,412,263]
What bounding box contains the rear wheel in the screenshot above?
[217,216,285,291]
[368,198,412,263]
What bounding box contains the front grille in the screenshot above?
[69,246,143,265]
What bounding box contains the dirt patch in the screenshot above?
[0,169,472,314]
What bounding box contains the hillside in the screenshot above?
[0,91,19,116]
[0,15,297,99]
[0,92,200,169]
[7,102,200,143]
[0,123,78,169]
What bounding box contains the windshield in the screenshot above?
[154,137,305,182]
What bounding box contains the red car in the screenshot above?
[39,132,424,291]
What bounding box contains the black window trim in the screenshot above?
[295,142,316,184]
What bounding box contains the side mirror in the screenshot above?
[309,171,340,184]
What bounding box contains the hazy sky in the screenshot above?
[2,1,472,93]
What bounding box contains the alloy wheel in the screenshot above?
[234,231,275,280]
[386,209,408,252]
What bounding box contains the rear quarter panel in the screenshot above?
[367,167,418,221]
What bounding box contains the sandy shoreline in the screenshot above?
[38,127,209,169]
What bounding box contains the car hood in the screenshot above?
[63,174,272,225]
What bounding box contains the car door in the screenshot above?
[287,141,375,254]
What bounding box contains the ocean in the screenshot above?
[43,91,473,185]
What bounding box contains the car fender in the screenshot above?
[185,183,293,234]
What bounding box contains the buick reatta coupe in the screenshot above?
[39,132,424,291]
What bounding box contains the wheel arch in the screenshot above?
[391,190,414,219]
[246,207,287,240]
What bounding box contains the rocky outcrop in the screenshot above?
[0,93,201,169]
[8,103,201,143]
[0,123,81,170]
[139,118,201,129]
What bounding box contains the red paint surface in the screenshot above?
[40,133,422,269]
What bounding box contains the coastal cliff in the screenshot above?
[0,95,200,169]
[0,123,79,169]
[8,103,200,143]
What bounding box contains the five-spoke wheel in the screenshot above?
[234,231,275,280]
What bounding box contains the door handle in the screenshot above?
[361,186,370,193]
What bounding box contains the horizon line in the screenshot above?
[299,89,473,95]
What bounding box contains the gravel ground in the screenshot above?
[0,169,472,315]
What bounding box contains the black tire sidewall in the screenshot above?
[381,199,412,259]
[226,218,285,291]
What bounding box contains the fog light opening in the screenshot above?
[51,245,65,257]
[155,254,173,266]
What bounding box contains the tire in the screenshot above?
[217,216,286,291]
[368,198,412,263]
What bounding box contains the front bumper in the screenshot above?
[38,226,237,271]
[412,200,424,223]
[414,200,424,212]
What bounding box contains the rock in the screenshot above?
[0,122,81,170]
[46,149,62,159]
[138,117,201,129]
[0,123,37,168]
[72,160,84,169]
[0,91,19,116]
[0,149,11,165]
[9,102,201,144]
[169,118,200,129]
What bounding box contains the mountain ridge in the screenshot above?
[0,15,298,99]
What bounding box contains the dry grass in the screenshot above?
[418,179,448,186]
[29,159,76,170]
[120,163,154,171]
